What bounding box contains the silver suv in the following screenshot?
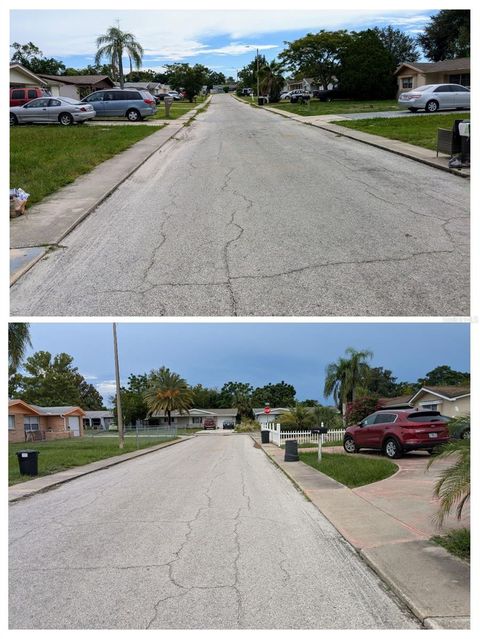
[398,84,470,113]
[82,88,157,121]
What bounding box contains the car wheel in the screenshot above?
[384,438,402,459]
[10,113,18,126]
[126,109,141,122]
[59,112,73,126]
[343,437,358,454]
[425,100,439,113]
[460,429,470,440]
[408,108,418,113]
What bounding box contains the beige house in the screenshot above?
[10,63,49,89]
[395,58,470,94]
[409,385,470,417]
[8,399,85,443]
[37,74,115,100]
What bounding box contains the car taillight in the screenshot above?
[144,98,154,104]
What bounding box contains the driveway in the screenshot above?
[10,93,469,316]
[9,435,418,629]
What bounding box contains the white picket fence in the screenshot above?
[262,422,345,447]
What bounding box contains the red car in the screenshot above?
[203,418,216,430]
[343,409,450,459]
[10,87,50,107]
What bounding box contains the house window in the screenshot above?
[401,77,413,89]
[449,73,470,87]
[9,415,15,430]
[421,403,441,412]
[163,417,175,423]
[24,416,39,432]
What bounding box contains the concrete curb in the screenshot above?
[253,437,469,630]
[10,96,212,286]
[8,436,193,503]
[233,95,469,178]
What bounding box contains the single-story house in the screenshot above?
[409,385,470,417]
[147,408,238,429]
[10,63,49,89]
[83,410,115,431]
[114,81,170,96]
[8,399,86,443]
[36,74,115,100]
[284,77,336,93]
[395,58,470,94]
[253,407,290,426]
[379,395,415,409]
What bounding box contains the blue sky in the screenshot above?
[10,9,437,74]
[22,323,470,406]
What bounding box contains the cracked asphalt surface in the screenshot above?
[10,94,469,316]
[9,434,418,629]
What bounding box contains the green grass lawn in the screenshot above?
[431,528,470,562]
[336,112,468,151]
[300,452,397,488]
[10,125,163,206]
[267,98,398,117]
[9,436,176,485]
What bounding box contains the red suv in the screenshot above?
[343,409,450,459]
[10,87,50,107]
[203,418,216,430]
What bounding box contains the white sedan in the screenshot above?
[10,96,96,126]
[398,84,470,113]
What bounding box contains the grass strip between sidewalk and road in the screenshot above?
[431,528,470,563]
[271,98,398,116]
[10,124,163,206]
[335,112,468,151]
[9,436,177,485]
[300,451,397,488]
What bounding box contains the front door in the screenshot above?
[68,416,80,436]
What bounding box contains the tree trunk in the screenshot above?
[118,48,124,89]
[167,410,171,426]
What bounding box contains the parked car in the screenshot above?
[289,89,311,103]
[398,84,470,113]
[168,91,182,101]
[203,418,216,430]
[10,86,51,107]
[242,88,253,96]
[343,409,450,459]
[10,96,96,126]
[82,88,156,121]
[222,420,235,430]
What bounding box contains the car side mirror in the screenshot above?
[357,422,364,428]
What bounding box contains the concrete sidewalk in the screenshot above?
[8,436,192,503]
[256,437,469,630]
[10,96,211,285]
[238,97,469,178]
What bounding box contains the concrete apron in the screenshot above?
[256,438,469,630]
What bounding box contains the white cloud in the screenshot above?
[95,380,118,399]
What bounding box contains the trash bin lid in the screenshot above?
[16,449,39,456]
[458,122,470,137]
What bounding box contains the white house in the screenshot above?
[148,408,238,429]
[83,410,115,431]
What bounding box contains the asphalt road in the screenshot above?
[9,434,418,629]
[10,94,469,316]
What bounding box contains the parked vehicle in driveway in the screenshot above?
[398,84,470,113]
[222,420,235,430]
[343,409,450,459]
[10,97,95,126]
[82,88,156,121]
[203,418,216,430]
[289,89,311,103]
[10,86,51,107]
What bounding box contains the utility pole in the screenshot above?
[113,322,124,449]
[256,48,260,101]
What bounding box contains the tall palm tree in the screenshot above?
[95,25,144,89]
[8,323,31,373]
[144,367,193,426]
[324,347,372,415]
[259,59,284,101]
[279,404,315,430]
[427,436,470,526]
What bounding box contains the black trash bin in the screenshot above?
[261,430,270,444]
[257,97,267,106]
[16,450,39,476]
[284,439,299,462]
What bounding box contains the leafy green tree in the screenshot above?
[312,405,342,429]
[338,29,397,99]
[258,59,285,102]
[166,63,209,101]
[206,70,226,89]
[373,26,419,66]
[237,54,267,92]
[8,323,31,374]
[190,384,222,408]
[251,381,296,407]
[279,404,315,430]
[299,399,319,407]
[363,366,399,397]
[418,10,470,61]
[280,31,351,90]
[324,347,373,414]
[219,381,254,420]
[12,351,104,409]
[427,438,470,525]
[118,373,150,426]
[95,25,144,88]
[144,367,193,425]
[10,41,65,75]
[418,365,470,387]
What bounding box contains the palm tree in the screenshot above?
[8,323,31,373]
[427,437,470,526]
[279,404,315,430]
[259,59,284,101]
[144,367,193,426]
[324,347,373,415]
[95,25,144,89]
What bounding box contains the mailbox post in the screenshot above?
[316,423,328,462]
[164,95,173,117]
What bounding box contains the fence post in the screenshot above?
[317,422,324,462]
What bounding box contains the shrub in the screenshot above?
[235,419,260,432]
[345,396,384,426]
